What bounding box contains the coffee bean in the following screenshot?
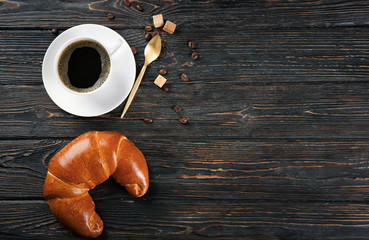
[173,105,182,112]
[143,117,153,124]
[152,30,160,37]
[136,4,143,11]
[159,68,168,75]
[123,0,131,7]
[179,117,188,124]
[51,28,58,35]
[131,46,138,55]
[145,25,153,32]
[188,40,195,49]
[144,32,152,41]
[161,38,167,48]
[162,84,169,92]
[107,13,115,20]
[181,73,189,82]
[191,51,199,60]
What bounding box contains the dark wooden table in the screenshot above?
[2,0,369,239]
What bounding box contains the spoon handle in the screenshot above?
[120,64,147,118]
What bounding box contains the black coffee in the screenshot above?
[58,40,110,93]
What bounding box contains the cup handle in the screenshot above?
[107,38,123,56]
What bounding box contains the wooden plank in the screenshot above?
[2,27,369,85]
[1,82,369,139]
[3,1,369,240]
[0,0,369,29]
[2,139,369,202]
[1,199,369,239]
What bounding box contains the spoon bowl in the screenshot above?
[144,35,161,64]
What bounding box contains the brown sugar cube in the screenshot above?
[154,75,167,88]
[163,20,176,34]
[153,14,164,28]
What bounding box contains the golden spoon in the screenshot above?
[120,35,162,118]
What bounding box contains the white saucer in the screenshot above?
[42,24,135,117]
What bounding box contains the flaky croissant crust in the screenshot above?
[43,131,149,238]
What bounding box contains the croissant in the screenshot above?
[43,131,149,238]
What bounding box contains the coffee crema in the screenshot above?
[57,40,111,93]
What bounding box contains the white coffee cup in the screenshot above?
[54,37,123,94]
[42,24,136,117]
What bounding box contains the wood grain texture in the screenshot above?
[2,27,369,85]
[2,0,369,239]
[1,83,369,139]
[0,0,368,29]
[2,199,369,239]
[2,139,369,202]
